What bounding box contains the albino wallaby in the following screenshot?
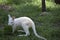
[8,14,47,40]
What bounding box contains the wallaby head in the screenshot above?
[8,14,15,26]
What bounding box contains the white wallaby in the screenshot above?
[8,14,47,40]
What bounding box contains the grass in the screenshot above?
[0,0,60,40]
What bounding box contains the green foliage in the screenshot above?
[0,9,8,24]
[6,0,33,5]
[4,25,12,35]
[0,0,8,4]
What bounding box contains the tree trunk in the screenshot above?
[42,0,46,12]
[55,0,60,4]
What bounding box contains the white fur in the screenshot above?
[8,14,47,40]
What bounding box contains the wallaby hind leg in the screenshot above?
[18,25,30,36]
[17,30,25,32]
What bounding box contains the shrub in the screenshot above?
[7,0,32,4]
[4,25,12,35]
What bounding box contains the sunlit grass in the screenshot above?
[0,0,8,4]
[46,1,55,8]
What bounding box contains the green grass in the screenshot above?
[0,0,60,40]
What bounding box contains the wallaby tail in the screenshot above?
[32,22,47,40]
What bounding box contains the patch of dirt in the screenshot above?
[40,12,50,16]
[0,4,13,11]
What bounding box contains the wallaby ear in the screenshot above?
[12,16,15,20]
[8,14,11,18]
